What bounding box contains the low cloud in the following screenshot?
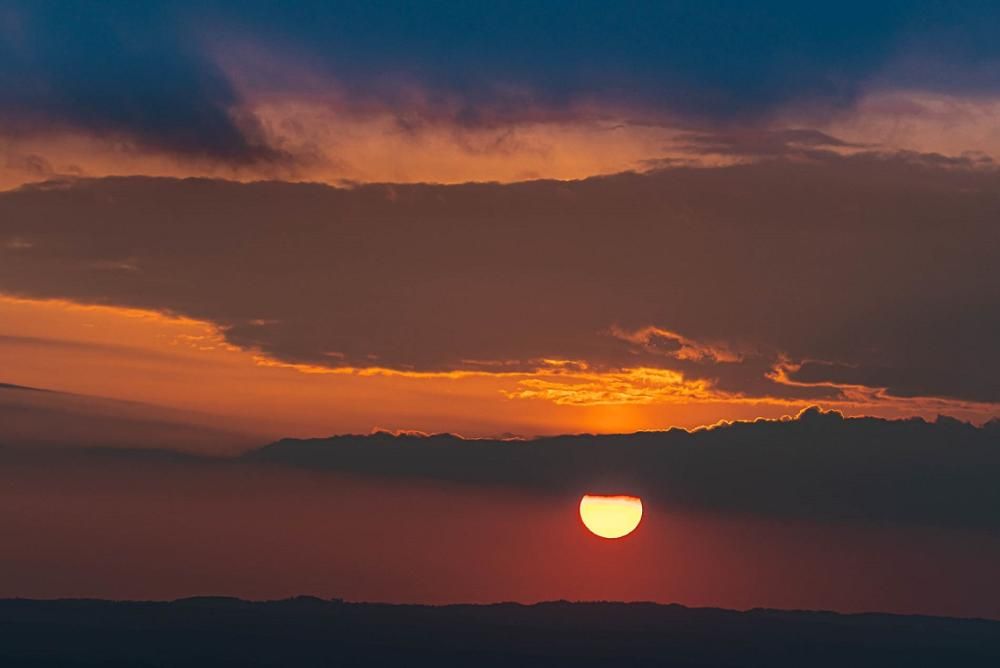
[245,407,1000,531]
[0,382,257,453]
[7,407,999,532]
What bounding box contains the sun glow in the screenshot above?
[579,494,643,539]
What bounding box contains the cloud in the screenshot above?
[1,153,998,407]
[243,407,1000,530]
[784,360,1000,404]
[0,382,257,453]
[0,3,281,163]
[608,326,742,363]
[670,129,864,160]
[9,407,998,532]
[4,1,1000,175]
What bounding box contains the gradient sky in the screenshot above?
[2,1,1000,616]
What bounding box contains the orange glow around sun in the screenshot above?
[579,494,643,539]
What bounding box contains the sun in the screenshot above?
[579,494,643,539]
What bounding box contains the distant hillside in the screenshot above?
[1,598,998,667]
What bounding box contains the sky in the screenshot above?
[1,1,1000,616]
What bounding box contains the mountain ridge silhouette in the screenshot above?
[2,597,998,666]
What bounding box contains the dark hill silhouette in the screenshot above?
[1,597,998,667]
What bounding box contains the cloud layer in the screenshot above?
[1,153,998,407]
[252,408,1000,530]
[7,407,998,532]
[3,1,1000,186]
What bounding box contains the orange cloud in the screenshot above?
[3,159,1000,433]
[504,366,714,406]
[0,109,699,191]
[7,86,1000,193]
[609,326,742,363]
[2,295,996,446]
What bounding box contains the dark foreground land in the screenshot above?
[1,598,999,667]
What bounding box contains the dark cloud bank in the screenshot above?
[4,1,1000,162]
[6,408,999,533]
[1,153,999,404]
[0,3,277,162]
[0,383,257,453]
[247,408,1000,531]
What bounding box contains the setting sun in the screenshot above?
[579,494,643,539]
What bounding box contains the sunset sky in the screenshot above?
[2,1,1000,618]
